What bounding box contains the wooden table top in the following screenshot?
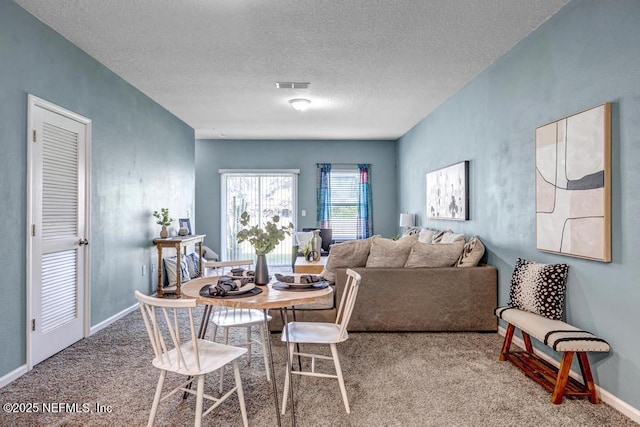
[181,276,333,310]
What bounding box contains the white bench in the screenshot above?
[495,306,610,404]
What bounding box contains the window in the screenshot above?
[328,169,359,241]
[317,164,372,241]
[220,170,298,266]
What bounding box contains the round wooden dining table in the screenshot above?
[181,276,333,427]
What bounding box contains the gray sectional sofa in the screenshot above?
[269,231,498,332]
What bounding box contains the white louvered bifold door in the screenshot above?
[30,100,88,366]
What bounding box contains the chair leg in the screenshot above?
[195,375,205,427]
[330,343,350,414]
[210,323,218,341]
[148,370,166,427]
[281,341,296,415]
[219,328,229,393]
[233,360,249,427]
[246,326,252,365]
[258,323,271,382]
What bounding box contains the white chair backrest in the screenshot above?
[135,291,200,372]
[335,269,362,338]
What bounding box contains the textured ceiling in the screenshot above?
[15,0,569,140]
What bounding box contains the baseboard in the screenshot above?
[0,364,28,388]
[90,302,139,335]
[498,326,640,423]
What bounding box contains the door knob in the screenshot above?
[79,238,89,246]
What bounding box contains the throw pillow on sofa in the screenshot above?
[366,234,418,268]
[418,228,438,243]
[321,236,374,283]
[508,258,569,320]
[431,230,465,244]
[456,236,485,267]
[404,240,465,268]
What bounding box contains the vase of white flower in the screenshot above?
[236,211,293,285]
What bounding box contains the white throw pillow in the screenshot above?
[439,232,466,244]
[418,228,438,243]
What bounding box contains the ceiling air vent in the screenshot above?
[275,82,310,89]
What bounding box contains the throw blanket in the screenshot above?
[209,275,252,296]
[275,273,324,284]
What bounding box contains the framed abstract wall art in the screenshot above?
[426,160,469,220]
[535,103,611,262]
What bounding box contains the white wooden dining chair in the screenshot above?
[134,291,248,427]
[204,258,273,391]
[280,268,362,414]
[210,306,272,392]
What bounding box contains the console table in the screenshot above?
[153,234,205,298]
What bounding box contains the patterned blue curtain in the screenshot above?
[357,164,373,239]
[317,163,332,228]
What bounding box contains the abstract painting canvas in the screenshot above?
[535,103,611,262]
[426,161,469,220]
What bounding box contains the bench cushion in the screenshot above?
[495,307,610,353]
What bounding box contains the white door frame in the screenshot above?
[26,94,92,370]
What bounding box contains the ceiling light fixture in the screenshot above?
[289,98,311,112]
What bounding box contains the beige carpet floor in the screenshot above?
[0,307,636,427]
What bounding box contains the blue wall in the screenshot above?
[0,0,194,376]
[398,0,640,410]
[195,139,397,255]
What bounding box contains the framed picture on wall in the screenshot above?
[535,103,611,262]
[426,160,469,220]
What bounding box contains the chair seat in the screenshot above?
[281,322,347,344]
[212,308,272,327]
[153,339,247,376]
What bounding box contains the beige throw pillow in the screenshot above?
[456,235,486,267]
[418,228,438,243]
[365,234,418,268]
[404,240,465,268]
[439,231,465,244]
[321,237,373,283]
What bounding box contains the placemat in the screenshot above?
[199,284,263,299]
[272,281,330,291]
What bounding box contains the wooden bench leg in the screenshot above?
[577,351,599,404]
[551,351,574,404]
[522,331,533,353]
[499,323,515,361]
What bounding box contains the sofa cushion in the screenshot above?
[321,237,373,283]
[456,236,485,267]
[402,226,421,237]
[404,240,464,268]
[508,258,569,320]
[366,234,418,268]
[438,231,465,244]
[418,228,438,243]
[430,229,452,243]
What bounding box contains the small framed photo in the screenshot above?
[179,218,192,235]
